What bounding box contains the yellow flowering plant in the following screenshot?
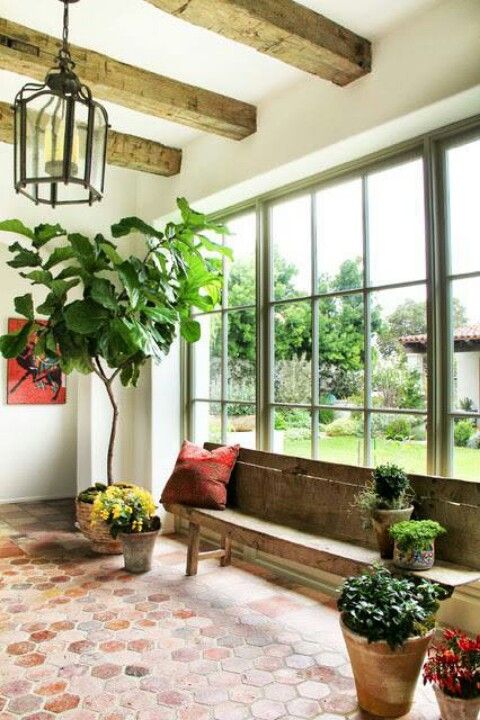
[91,485,160,538]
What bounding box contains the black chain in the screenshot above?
[56,0,75,71]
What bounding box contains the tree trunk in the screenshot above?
[104,379,119,486]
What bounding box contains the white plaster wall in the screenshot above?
[456,353,480,411]
[0,142,139,501]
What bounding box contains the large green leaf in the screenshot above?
[69,233,95,261]
[0,219,34,240]
[90,278,118,311]
[111,217,164,241]
[0,321,34,358]
[44,246,77,271]
[56,331,93,374]
[14,293,34,321]
[21,269,53,287]
[33,223,66,248]
[180,318,201,343]
[7,243,41,269]
[37,292,58,316]
[118,260,140,309]
[198,234,233,260]
[142,306,177,324]
[99,242,123,266]
[51,278,80,297]
[64,300,110,334]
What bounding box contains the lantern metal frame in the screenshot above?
[13,0,109,207]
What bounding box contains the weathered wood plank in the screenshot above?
[0,17,257,140]
[205,444,480,570]
[0,100,182,177]
[145,0,371,85]
[165,503,480,587]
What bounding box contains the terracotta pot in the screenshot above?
[372,506,414,559]
[341,619,433,718]
[75,500,122,555]
[120,530,159,573]
[433,686,480,720]
[393,540,435,570]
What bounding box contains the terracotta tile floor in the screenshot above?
[0,501,439,720]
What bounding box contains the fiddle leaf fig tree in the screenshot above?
[0,198,230,487]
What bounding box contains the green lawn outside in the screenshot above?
[283,434,480,481]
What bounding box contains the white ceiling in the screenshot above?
[0,0,442,150]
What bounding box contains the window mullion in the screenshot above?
[311,191,319,460]
[362,175,372,467]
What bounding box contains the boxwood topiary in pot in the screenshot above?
[338,564,445,718]
[354,463,414,559]
[390,519,446,571]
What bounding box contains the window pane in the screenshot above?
[368,159,426,286]
[447,138,480,275]
[451,278,480,413]
[274,302,312,404]
[316,178,363,292]
[226,212,256,307]
[371,413,427,474]
[453,417,480,481]
[274,408,311,458]
[227,309,256,402]
[272,195,311,300]
[319,294,364,407]
[193,313,222,399]
[227,404,256,449]
[319,410,364,466]
[372,285,427,411]
[193,402,222,445]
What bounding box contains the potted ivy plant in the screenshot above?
[338,564,445,718]
[0,199,229,553]
[91,485,161,573]
[423,627,480,720]
[390,519,446,570]
[354,463,414,558]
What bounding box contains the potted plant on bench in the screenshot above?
[338,564,445,718]
[0,200,229,553]
[354,463,414,558]
[423,627,480,720]
[390,519,446,571]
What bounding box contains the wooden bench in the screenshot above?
[164,445,480,595]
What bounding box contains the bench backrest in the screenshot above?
[205,443,480,569]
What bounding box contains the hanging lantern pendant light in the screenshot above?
[13,0,109,207]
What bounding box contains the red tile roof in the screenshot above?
[400,324,480,347]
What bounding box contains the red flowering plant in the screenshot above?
[423,628,480,699]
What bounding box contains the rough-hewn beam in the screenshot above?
[0,101,182,177]
[145,0,371,86]
[0,17,256,140]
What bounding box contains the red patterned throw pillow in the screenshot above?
[161,441,240,510]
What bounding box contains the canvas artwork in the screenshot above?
[6,318,66,405]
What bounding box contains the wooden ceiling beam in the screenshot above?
[0,17,256,140]
[0,100,182,177]
[144,0,371,86]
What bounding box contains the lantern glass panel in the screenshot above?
[90,104,108,192]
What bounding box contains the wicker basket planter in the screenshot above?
[76,500,122,555]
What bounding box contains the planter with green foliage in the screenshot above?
[390,519,446,571]
[0,199,228,551]
[338,564,445,718]
[354,463,414,559]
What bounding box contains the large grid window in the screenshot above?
[268,159,428,473]
[190,212,257,448]
[186,120,480,482]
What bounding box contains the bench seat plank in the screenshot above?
[164,503,480,590]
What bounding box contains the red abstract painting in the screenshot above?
[7,319,66,405]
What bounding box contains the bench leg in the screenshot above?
[221,533,232,567]
[186,522,200,576]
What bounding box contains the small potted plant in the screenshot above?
[390,519,446,571]
[338,564,445,718]
[354,463,414,558]
[92,485,161,573]
[423,627,480,720]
